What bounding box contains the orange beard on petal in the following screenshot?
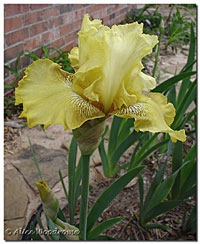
[108,103,114,114]
[91,101,105,113]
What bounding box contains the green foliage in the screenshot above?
[135,23,196,232]
[122,5,162,35]
[138,140,187,229]
[86,165,145,238]
[28,135,144,240]
[165,7,196,52]
[182,204,196,234]
[170,143,196,201]
[12,5,197,240]
[99,119,143,177]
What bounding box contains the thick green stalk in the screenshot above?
[152,31,162,78]
[79,155,90,240]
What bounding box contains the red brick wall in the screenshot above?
[4,4,134,85]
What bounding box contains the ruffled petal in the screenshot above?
[73,14,158,113]
[68,47,79,70]
[15,59,105,130]
[111,92,186,142]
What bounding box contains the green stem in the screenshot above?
[80,154,90,240]
[152,31,162,78]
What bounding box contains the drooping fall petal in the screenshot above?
[15,59,105,130]
[111,92,186,142]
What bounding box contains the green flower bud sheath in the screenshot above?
[72,117,106,155]
[72,118,106,240]
[35,179,59,222]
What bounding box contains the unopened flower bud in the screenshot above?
[35,179,59,221]
[72,117,106,155]
[159,19,165,34]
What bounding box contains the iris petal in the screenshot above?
[111,92,186,142]
[15,59,105,130]
[72,14,158,113]
[68,47,79,70]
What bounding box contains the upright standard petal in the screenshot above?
[111,92,186,142]
[73,15,158,113]
[15,59,105,130]
[68,47,79,70]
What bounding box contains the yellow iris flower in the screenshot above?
[15,14,186,143]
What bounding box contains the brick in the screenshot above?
[29,21,48,36]
[30,4,51,11]
[24,35,43,51]
[10,56,30,73]
[5,28,29,46]
[4,67,10,79]
[50,38,65,49]
[4,43,24,62]
[62,11,77,25]
[72,19,82,31]
[5,4,29,16]
[116,13,127,23]
[48,16,63,29]
[4,16,22,33]
[92,9,107,19]
[59,4,74,14]
[43,6,59,20]
[75,8,89,20]
[90,4,108,12]
[60,23,72,36]
[113,4,120,11]
[63,42,75,52]
[73,4,87,10]
[33,48,43,59]
[43,29,60,44]
[102,16,109,24]
[65,32,77,44]
[23,11,43,26]
[120,7,128,14]
[115,9,121,18]
[110,13,115,20]
[4,74,17,86]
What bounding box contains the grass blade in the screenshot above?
[28,137,42,180]
[171,141,183,199]
[108,116,123,159]
[144,200,183,224]
[59,169,68,200]
[68,137,78,224]
[146,161,189,211]
[132,139,169,168]
[143,140,172,210]
[173,80,196,128]
[87,165,145,232]
[152,71,196,93]
[87,217,124,240]
[177,23,196,106]
[117,118,134,147]
[111,131,142,167]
